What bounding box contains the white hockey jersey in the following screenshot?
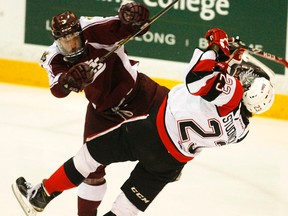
[156,48,250,162]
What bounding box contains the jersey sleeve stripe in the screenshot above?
[192,73,220,98]
[216,79,244,116]
[186,72,215,94]
[192,59,215,72]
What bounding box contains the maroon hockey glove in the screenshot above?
[119,2,150,30]
[59,63,93,92]
[205,28,230,61]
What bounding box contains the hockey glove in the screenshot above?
[205,28,230,62]
[59,63,93,92]
[118,2,150,32]
[226,47,245,76]
[214,62,229,73]
[214,47,245,75]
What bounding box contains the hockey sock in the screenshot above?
[77,181,107,216]
[78,197,101,216]
[44,158,85,195]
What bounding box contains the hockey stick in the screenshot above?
[69,0,180,92]
[229,37,288,68]
[98,0,180,63]
[68,0,180,93]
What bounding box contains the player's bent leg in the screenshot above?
[77,179,107,216]
[78,166,107,216]
[119,161,184,213]
[104,192,140,216]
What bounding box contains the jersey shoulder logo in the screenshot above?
[40,51,50,63]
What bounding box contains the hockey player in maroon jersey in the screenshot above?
[13,28,275,216]
[38,1,169,216]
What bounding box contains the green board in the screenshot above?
[25,0,287,74]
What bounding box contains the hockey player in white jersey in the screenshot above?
[12,28,275,216]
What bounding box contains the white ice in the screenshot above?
[1,83,288,216]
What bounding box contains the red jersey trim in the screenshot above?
[217,79,244,116]
[156,97,194,163]
[193,75,218,96]
[193,59,215,72]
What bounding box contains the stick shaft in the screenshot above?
[99,0,180,63]
[229,37,288,68]
[245,48,288,68]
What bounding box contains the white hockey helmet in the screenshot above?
[242,77,275,114]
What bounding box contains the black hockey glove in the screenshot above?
[59,63,93,93]
[118,2,150,32]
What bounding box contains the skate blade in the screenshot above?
[12,183,37,216]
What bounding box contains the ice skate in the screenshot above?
[12,177,60,216]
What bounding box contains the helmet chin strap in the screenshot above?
[63,47,87,63]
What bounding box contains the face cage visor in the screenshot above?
[237,65,259,91]
[240,74,256,91]
[56,31,86,59]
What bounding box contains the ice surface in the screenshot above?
[1,83,288,216]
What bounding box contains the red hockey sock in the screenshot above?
[43,165,76,195]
